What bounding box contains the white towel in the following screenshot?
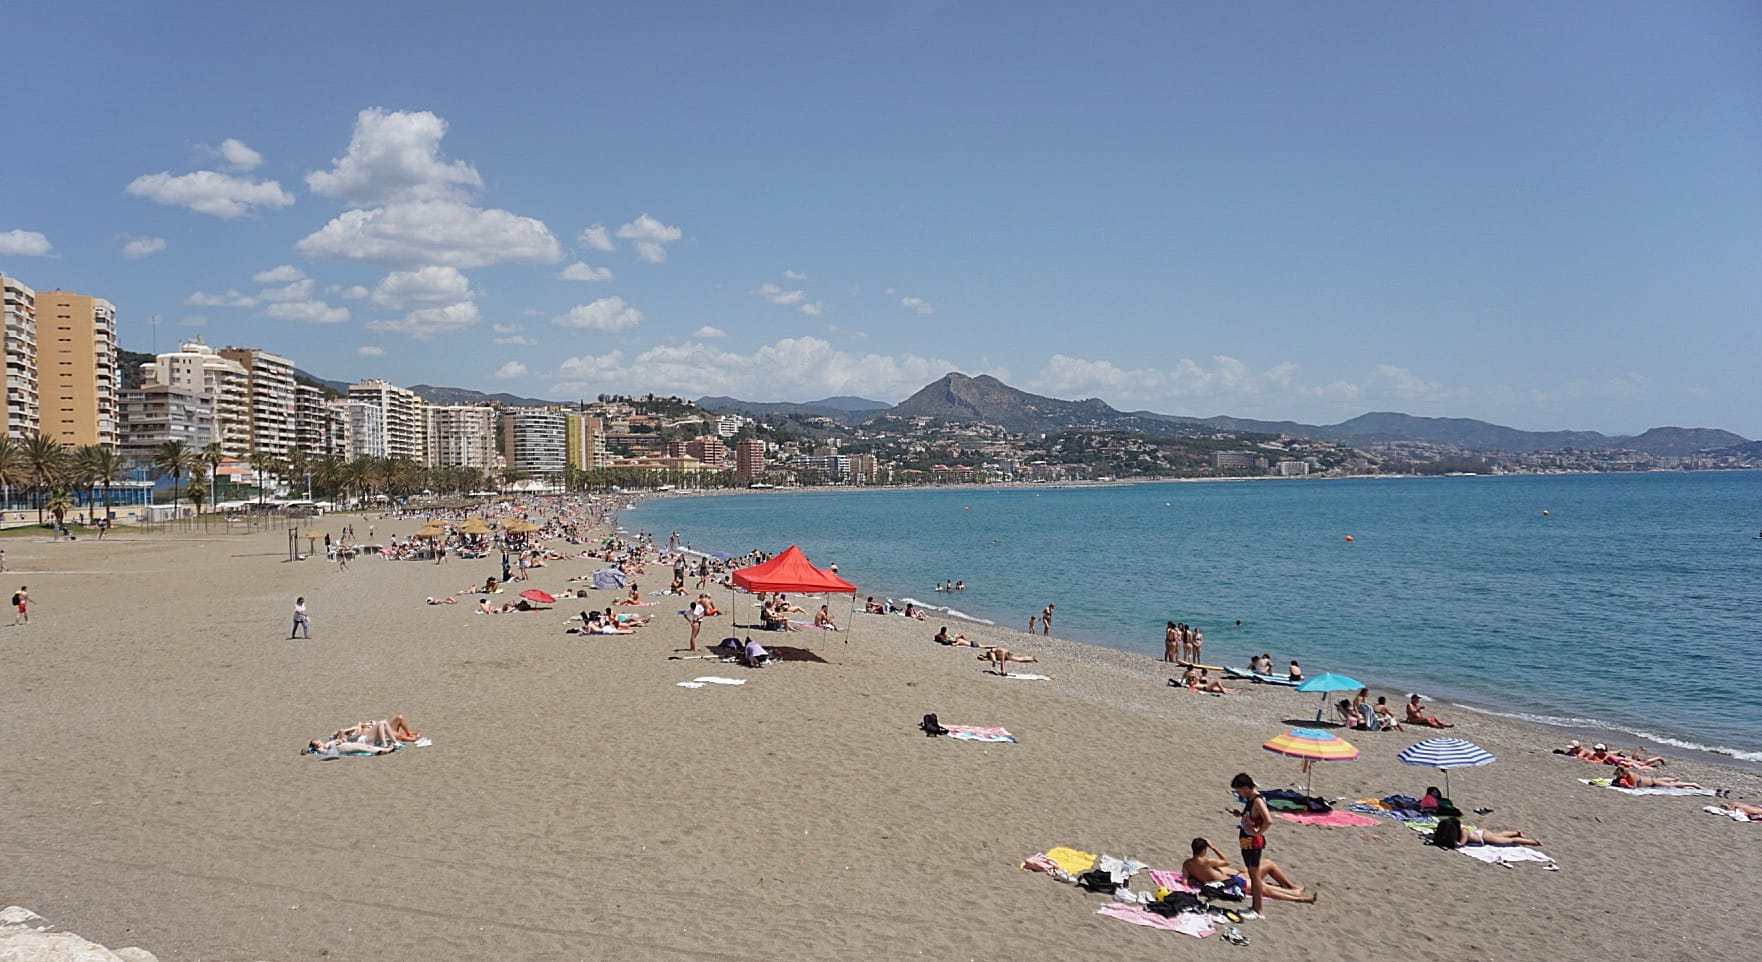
[1458,846,1555,865]
[998,672,1050,680]
[694,676,747,686]
[675,681,706,688]
[1703,805,1753,822]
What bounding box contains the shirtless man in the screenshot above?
[813,604,838,630]
[979,647,1039,675]
[1406,693,1454,728]
[1181,838,1315,903]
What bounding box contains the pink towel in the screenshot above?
[1094,903,1214,938]
[1276,810,1382,827]
[1146,869,1198,893]
[944,725,1017,743]
[1021,853,1060,875]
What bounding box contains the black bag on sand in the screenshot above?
[1076,869,1119,894]
[921,713,948,737]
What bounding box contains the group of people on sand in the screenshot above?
[1556,740,1666,768]
[307,716,421,756]
[1247,653,1303,682]
[926,626,1039,675]
[1163,622,1203,663]
[1336,688,1406,731]
[1174,666,1238,694]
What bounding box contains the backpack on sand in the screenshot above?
[920,713,948,737]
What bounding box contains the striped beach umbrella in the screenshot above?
[1397,737,1494,799]
[1263,728,1359,798]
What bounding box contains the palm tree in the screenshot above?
[45,489,74,529]
[0,437,26,516]
[23,434,67,524]
[153,440,196,522]
[199,442,225,512]
[248,451,280,511]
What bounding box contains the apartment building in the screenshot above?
[34,290,118,448]
[218,347,297,457]
[0,273,39,437]
[348,379,424,461]
[501,408,567,479]
[295,383,348,459]
[117,382,214,462]
[735,437,766,477]
[140,338,251,455]
[424,404,497,470]
[564,412,611,470]
[339,400,385,459]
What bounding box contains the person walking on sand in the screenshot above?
[1230,772,1273,916]
[11,585,28,625]
[1040,603,1054,636]
[291,597,311,638]
[684,598,705,652]
[0,548,8,572]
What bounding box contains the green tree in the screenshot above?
[0,436,26,514]
[199,442,226,510]
[23,434,68,524]
[45,489,75,529]
[153,440,197,522]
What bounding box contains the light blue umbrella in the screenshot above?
[1295,673,1366,723]
[1398,737,1494,799]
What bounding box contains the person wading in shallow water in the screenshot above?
[1041,603,1054,635]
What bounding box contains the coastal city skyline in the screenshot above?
[4,4,1758,436]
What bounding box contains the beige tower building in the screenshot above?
[35,290,118,447]
[219,347,297,457]
[142,338,250,455]
[1,273,40,437]
[424,404,497,470]
[565,413,612,470]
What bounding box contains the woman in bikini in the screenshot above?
[1164,621,1180,663]
[1611,766,1709,791]
[1431,817,1542,848]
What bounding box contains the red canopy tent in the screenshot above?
[730,545,858,641]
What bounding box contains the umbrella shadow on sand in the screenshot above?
[767,646,829,664]
[1284,718,1347,729]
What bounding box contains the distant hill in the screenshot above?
[1613,427,1749,457]
[698,395,888,425]
[408,384,564,407]
[884,373,1124,434]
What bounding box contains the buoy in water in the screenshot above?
[1542,510,1550,516]
[1344,535,1354,542]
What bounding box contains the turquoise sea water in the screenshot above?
[627,472,1762,763]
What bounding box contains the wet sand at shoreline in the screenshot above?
[4,521,1760,961]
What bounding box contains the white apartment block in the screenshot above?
[218,347,297,458]
[348,379,424,461]
[500,408,567,479]
[141,338,252,455]
[295,382,348,459]
[1,273,40,437]
[424,404,497,470]
[340,400,386,459]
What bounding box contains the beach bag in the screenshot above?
[920,713,947,737]
[1200,880,1246,902]
[1076,869,1119,894]
[9,593,18,606]
[1146,890,1205,916]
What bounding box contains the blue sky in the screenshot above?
[3,2,1758,436]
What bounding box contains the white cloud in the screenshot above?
[491,323,522,335]
[558,261,613,282]
[179,315,208,328]
[553,336,957,401]
[365,300,480,339]
[757,282,807,306]
[306,108,482,206]
[1030,354,1459,416]
[802,301,827,316]
[296,199,560,268]
[783,269,807,281]
[253,264,305,283]
[216,138,263,172]
[121,236,167,259]
[553,297,644,332]
[125,170,294,218]
[579,224,615,251]
[258,278,316,302]
[616,214,682,263]
[494,361,529,379]
[693,325,726,339]
[336,284,370,299]
[264,298,349,324]
[1372,364,1454,401]
[357,345,386,357]
[900,296,935,315]
[494,335,536,346]
[185,288,257,308]
[370,265,472,309]
[0,229,54,256]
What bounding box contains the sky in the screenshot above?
[3,2,1759,436]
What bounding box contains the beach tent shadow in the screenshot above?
[768,646,828,664]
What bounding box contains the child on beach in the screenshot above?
[11,585,27,625]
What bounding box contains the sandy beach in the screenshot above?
[4,517,1760,961]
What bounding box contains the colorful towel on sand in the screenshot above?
[1456,845,1557,867]
[1094,903,1214,938]
[677,676,748,688]
[1276,811,1382,827]
[1146,869,1199,893]
[1580,778,1715,796]
[1044,846,1098,875]
[1703,806,1756,822]
[945,725,1017,743]
[1351,801,1431,822]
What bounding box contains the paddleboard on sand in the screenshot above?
[1176,659,1225,672]
[1223,666,1302,687]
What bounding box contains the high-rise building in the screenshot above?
[0,273,40,437]
[294,383,348,459]
[117,383,214,463]
[564,412,611,471]
[501,408,567,479]
[347,379,423,461]
[685,435,728,468]
[218,347,297,457]
[424,404,497,470]
[35,290,118,448]
[141,338,250,455]
[339,400,385,459]
[735,437,766,477]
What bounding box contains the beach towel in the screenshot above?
[1456,846,1557,867]
[1580,778,1716,796]
[1094,903,1214,938]
[1021,853,1065,876]
[1702,806,1755,822]
[944,725,1017,743]
[677,676,748,688]
[1146,869,1199,893]
[986,671,1050,680]
[1276,810,1382,828]
[1043,846,1098,875]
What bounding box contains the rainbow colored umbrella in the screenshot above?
[1263,728,1360,798]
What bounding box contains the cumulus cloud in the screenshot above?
[357,345,386,357]
[253,264,305,284]
[801,302,827,316]
[216,138,263,172]
[295,199,560,268]
[616,214,681,263]
[306,108,482,206]
[1030,354,1464,417]
[264,298,349,324]
[258,278,316,302]
[693,325,726,339]
[553,297,644,332]
[370,265,472,310]
[491,323,522,335]
[495,334,536,346]
[552,336,957,401]
[125,170,294,218]
[783,269,807,281]
[757,283,807,306]
[121,236,167,259]
[365,300,480,339]
[494,361,529,379]
[558,261,613,282]
[579,224,614,251]
[185,288,257,308]
[0,229,55,256]
[336,284,370,299]
[900,296,935,315]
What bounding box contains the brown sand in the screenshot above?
[4,522,1760,961]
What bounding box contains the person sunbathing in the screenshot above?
[902,603,927,621]
[1182,838,1315,903]
[1372,697,1405,731]
[1337,699,1369,729]
[425,596,459,605]
[864,597,886,614]
[1611,766,1709,791]
[1581,743,1666,767]
[478,599,516,614]
[813,605,839,630]
[620,586,643,605]
[1431,817,1542,848]
[776,594,807,614]
[1406,694,1455,728]
[310,716,419,753]
[979,647,1038,674]
[1725,802,1762,818]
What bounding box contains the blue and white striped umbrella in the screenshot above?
[1398,737,1495,798]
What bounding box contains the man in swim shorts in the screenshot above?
[1231,772,1273,914]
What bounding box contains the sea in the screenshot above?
[624,472,1762,767]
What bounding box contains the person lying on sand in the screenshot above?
[979,647,1038,674]
[478,599,517,614]
[902,603,927,622]
[935,626,980,646]
[1430,817,1542,848]
[1725,802,1762,818]
[1582,742,1666,767]
[1175,667,1236,694]
[1406,694,1455,728]
[309,716,419,753]
[1182,838,1315,903]
[1612,766,1713,791]
[425,596,459,605]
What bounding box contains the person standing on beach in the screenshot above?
[291,597,310,638]
[1230,772,1272,915]
[684,598,705,652]
[1028,613,1038,634]
[0,548,8,572]
[1164,621,1180,662]
[1041,603,1054,636]
[11,585,28,625]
